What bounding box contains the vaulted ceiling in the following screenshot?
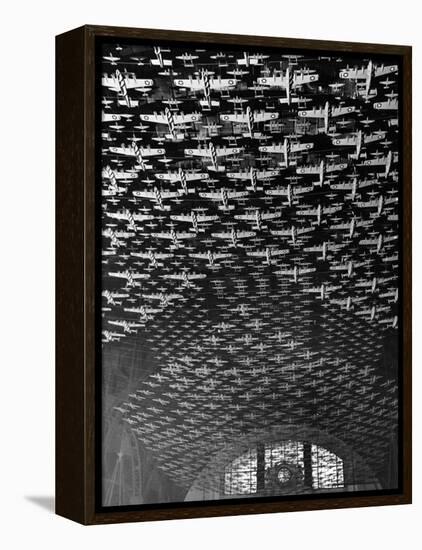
[100,41,400,494]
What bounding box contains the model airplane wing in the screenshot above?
[215,147,243,157]
[270,228,291,236]
[339,67,368,79]
[296,165,320,175]
[152,231,194,240]
[187,273,206,280]
[198,191,223,199]
[374,64,399,77]
[156,171,208,182]
[261,211,282,220]
[170,214,193,222]
[332,135,357,146]
[197,214,219,222]
[151,232,173,239]
[235,212,256,221]
[297,208,318,216]
[265,187,289,196]
[184,147,210,158]
[172,113,202,124]
[294,72,319,85]
[210,78,237,89]
[298,107,326,118]
[254,112,280,122]
[139,113,168,124]
[212,231,232,239]
[355,199,378,208]
[257,75,287,87]
[173,78,203,90]
[160,190,181,199]
[237,230,256,238]
[227,190,249,199]
[326,206,342,214]
[102,75,154,91]
[220,113,247,123]
[132,190,158,199]
[331,106,357,117]
[189,252,209,259]
[123,77,154,90]
[297,227,314,235]
[108,271,127,278]
[110,145,165,157]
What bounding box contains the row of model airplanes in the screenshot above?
[100,47,399,345]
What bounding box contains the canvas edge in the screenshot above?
[55,24,412,526]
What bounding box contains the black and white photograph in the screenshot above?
[99,40,401,507]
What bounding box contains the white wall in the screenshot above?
[1,1,419,548]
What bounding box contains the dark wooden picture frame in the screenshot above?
[56,25,412,525]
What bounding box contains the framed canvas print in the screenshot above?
[56,25,412,525]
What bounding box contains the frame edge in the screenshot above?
[56,25,412,525]
[56,25,89,525]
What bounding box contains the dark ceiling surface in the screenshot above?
[99,41,400,492]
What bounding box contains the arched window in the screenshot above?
[224,440,344,495]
